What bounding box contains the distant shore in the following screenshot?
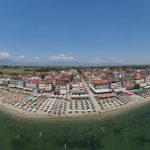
[0,96,150,121]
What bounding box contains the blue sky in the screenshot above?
[0,0,150,64]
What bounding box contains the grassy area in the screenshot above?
[1,104,150,150]
[0,67,35,75]
[0,67,66,75]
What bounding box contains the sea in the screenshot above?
[0,104,150,150]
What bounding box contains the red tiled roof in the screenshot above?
[11,77,23,80]
[134,76,142,80]
[39,78,57,84]
[39,80,46,84]
[63,76,70,82]
[31,80,39,84]
[46,79,57,84]
[92,80,108,85]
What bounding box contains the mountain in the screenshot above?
[0,59,46,66]
[0,59,16,66]
[0,58,126,67]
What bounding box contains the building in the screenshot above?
[9,77,25,88]
[110,80,122,89]
[38,79,56,93]
[0,79,3,85]
[25,80,38,90]
[38,81,46,92]
[120,76,135,89]
[134,76,146,88]
[89,79,112,93]
[92,80,109,89]
[2,79,10,86]
[71,82,88,99]
[17,80,26,88]
[44,79,56,92]
[0,79,10,85]
[134,76,145,84]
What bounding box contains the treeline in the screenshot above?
[25,67,70,73]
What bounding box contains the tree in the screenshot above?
[134,83,140,89]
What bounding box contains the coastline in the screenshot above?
[0,96,150,121]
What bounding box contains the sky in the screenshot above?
[0,0,150,65]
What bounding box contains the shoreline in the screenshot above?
[0,97,150,121]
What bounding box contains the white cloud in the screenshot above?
[18,55,25,59]
[50,54,75,61]
[0,52,10,59]
[34,56,40,60]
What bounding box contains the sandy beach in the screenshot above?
[0,96,150,121]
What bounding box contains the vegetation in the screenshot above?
[0,66,72,75]
[134,83,141,89]
[0,65,150,75]
[0,68,34,75]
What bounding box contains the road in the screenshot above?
[81,76,100,112]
